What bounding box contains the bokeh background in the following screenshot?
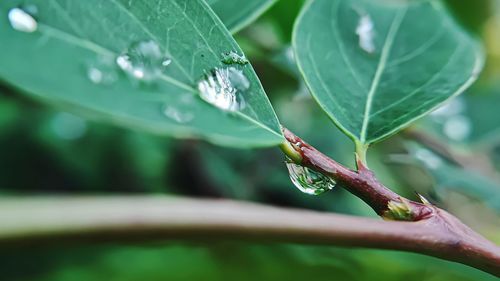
[1,0,499,280]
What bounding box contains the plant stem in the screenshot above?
[0,196,498,276]
[355,141,369,166]
[282,128,431,218]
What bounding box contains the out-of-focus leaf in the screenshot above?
[293,0,484,146]
[418,83,500,147]
[0,243,496,281]
[207,0,277,33]
[464,86,500,146]
[444,0,492,33]
[410,145,500,213]
[0,0,283,148]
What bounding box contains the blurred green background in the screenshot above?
[1,0,499,280]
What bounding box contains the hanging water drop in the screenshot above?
[355,14,376,54]
[197,67,246,112]
[285,160,336,195]
[116,40,171,82]
[8,7,37,33]
[221,51,249,65]
[162,105,194,124]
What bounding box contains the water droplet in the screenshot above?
[51,112,87,140]
[197,67,247,112]
[443,115,471,141]
[285,160,336,195]
[86,56,118,85]
[162,105,194,124]
[162,58,172,67]
[414,148,442,169]
[226,67,250,91]
[221,51,249,65]
[116,40,171,82]
[355,14,375,54]
[8,7,37,33]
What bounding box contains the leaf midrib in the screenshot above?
[359,7,407,143]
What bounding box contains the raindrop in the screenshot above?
[116,40,171,82]
[221,51,249,65]
[226,67,250,91]
[197,67,247,112]
[162,105,194,124]
[355,14,375,54]
[51,112,87,140]
[443,115,471,141]
[86,56,118,85]
[8,7,37,33]
[285,160,336,195]
[162,58,172,67]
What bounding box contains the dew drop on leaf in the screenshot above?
[221,51,249,65]
[285,160,336,195]
[355,14,376,54]
[86,56,118,85]
[197,67,247,112]
[227,67,250,91]
[116,40,171,82]
[8,7,37,33]
[162,104,194,124]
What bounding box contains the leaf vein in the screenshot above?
[359,7,407,143]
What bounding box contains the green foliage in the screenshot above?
[409,145,500,213]
[1,243,497,281]
[293,0,483,146]
[0,0,499,280]
[0,0,283,148]
[207,0,277,33]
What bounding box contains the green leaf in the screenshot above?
[0,0,283,148]
[293,0,484,146]
[207,0,277,34]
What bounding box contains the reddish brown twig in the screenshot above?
[283,128,432,219]
[281,128,500,275]
[0,196,498,276]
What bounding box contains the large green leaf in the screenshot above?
[293,0,484,146]
[0,0,283,148]
[207,0,277,33]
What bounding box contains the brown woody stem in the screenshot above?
[0,196,499,276]
[279,127,500,276]
[282,128,432,219]
[1,129,498,277]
